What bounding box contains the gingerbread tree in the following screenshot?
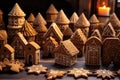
[21,20,37,42]
[75,13,90,37]
[33,13,47,28]
[35,24,47,46]
[0,10,5,30]
[55,10,70,33]
[70,29,87,57]
[69,12,79,32]
[102,23,116,40]
[43,23,63,43]
[91,29,102,40]
[89,14,100,35]
[7,3,26,42]
[46,4,58,27]
[0,30,7,49]
[27,13,35,26]
[85,36,102,66]
[109,13,120,34]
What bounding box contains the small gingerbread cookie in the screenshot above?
[27,65,47,74]
[68,68,91,78]
[94,69,116,79]
[46,69,66,80]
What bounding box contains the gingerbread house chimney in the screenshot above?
[27,13,35,26]
[33,13,47,28]
[55,10,70,33]
[7,3,26,42]
[69,12,79,32]
[109,13,120,34]
[46,4,58,27]
[75,13,90,37]
[21,20,37,42]
[89,14,100,35]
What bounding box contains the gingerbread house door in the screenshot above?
[28,55,33,65]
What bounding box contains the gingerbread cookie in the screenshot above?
[94,69,116,79]
[7,60,24,73]
[27,65,47,74]
[46,69,66,80]
[68,68,91,78]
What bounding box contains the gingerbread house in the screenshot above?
[21,20,37,42]
[27,13,35,26]
[43,22,63,43]
[46,4,58,27]
[35,23,47,46]
[109,13,120,34]
[102,23,116,40]
[7,3,26,42]
[11,32,28,59]
[0,44,14,61]
[25,41,40,65]
[55,10,70,34]
[75,13,90,37]
[0,10,5,30]
[85,36,102,66]
[91,29,102,40]
[43,36,58,58]
[63,27,73,40]
[69,12,79,32]
[33,13,47,28]
[0,30,7,49]
[102,38,120,66]
[70,29,87,57]
[89,14,100,35]
[54,40,79,66]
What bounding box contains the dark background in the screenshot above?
[0,0,75,25]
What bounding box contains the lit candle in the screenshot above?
[98,5,110,16]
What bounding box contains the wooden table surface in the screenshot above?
[0,57,120,80]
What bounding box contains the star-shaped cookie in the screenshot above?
[94,69,116,79]
[7,60,24,73]
[46,69,66,80]
[27,65,47,74]
[67,68,91,78]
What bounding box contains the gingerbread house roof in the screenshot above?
[13,32,28,45]
[0,10,3,14]
[44,36,58,46]
[0,30,7,40]
[35,24,47,33]
[4,44,15,53]
[21,20,37,37]
[86,36,102,45]
[63,27,73,36]
[33,13,47,26]
[44,23,63,41]
[109,13,120,28]
[70,29,87,44]
[27,13,35,22]
[75,13,90,27]
[91,29,101,40]
[70,12,79,23]
[89,14,99,23]
[46,4,58,14]
[28,41,40,50]
[56,40,79,56]
[55,9,70,24]
[102,23,116,37]
[8,3,26,16]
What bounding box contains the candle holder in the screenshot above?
[97,0,115,16]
